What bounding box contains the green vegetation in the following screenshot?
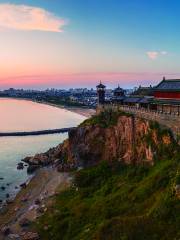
[42,96,87,107]
[36,152,180,239]
[35,113,180,239]
[80,109,133,128]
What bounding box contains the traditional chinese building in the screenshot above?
[96,82,106,104]
[153,78,180,114]
[111,85,125,104]
[96,78,180,115]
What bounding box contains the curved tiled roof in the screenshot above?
[155,79,180,91]
[96,82,106,88]
[114,86,124,92]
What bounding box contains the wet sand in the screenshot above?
[36,101,96,118]
[0,168,72,239]
[0,99,94,238]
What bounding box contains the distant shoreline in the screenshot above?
[0,97,95,233]
[34,100,96,118]
[0,97,96,118]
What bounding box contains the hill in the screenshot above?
[34,110,180,240]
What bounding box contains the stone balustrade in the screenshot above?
[97,104,180,138]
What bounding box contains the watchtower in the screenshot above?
[96,81,106,104]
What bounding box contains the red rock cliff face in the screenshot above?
[24,114,173,169]
[60,115,171,167]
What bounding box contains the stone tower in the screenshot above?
[96,81,106,104]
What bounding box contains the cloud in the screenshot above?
[146,51,168,60]
[161,51,167,55]
[0,4,67,32]
[146,51,159,60]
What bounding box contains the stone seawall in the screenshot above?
[0,127,75,137]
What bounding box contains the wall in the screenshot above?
[154,91,180,99]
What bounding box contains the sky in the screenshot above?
[0,0,180,89]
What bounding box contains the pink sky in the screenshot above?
[0,72,180,89]
[0,3,179,89]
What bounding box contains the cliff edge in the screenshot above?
[20,110,180,240]
[24,110,176,169]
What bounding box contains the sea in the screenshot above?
[0,98,86,201]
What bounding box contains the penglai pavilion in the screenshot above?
[96,78,180,115]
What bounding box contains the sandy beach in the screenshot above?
[3,97,96,118]
[0,99,94,239]
[10,97,96,118]
[0,167,72,239]
[35,100,96,118]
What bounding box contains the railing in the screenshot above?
[120,106,180,137]
[99,104,180,137]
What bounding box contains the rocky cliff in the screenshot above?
[34,111,180,240]
[23,110,175,170]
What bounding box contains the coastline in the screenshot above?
[0,167,72,239]
[0,97,96,118]
[0,98,94,238]
[33,100,96,118]
[39,102,95,118]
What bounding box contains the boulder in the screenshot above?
[21,197,28,202]
[7,233,20,239]
[0,205,8,214]
[19,218,31,227]
[27,165,39,174]
[6,193,10,198]
[20,232,39,240]
[20,183,27,188]
[17,162,24,170]
[22,156,32,163]
[22,154,49,166]
[1,226,11,235]
[34,198,40,205]
[6,199,14,204]
[37,207,44,214]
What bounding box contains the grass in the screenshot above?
[41,96,87,107]
[35,112,180,239]
[80,109,133,128]
[36,150,180,239]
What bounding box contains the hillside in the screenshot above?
[33,110,180,240]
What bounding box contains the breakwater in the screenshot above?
[0,127,75,137]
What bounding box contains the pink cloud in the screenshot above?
[146,51,159,60]
[0,4,67,32]
[146,51,168,60]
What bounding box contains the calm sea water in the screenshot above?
[0,98,86,201]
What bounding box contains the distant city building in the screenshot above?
[131,85,153,96]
